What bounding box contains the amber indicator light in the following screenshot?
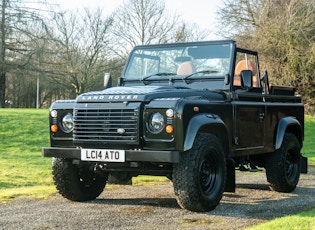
[193,107,199,112]
[51,125,58,133]
[165,125,174,133]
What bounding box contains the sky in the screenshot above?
[50,0,224,39]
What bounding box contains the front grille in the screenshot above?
[73,107,139,144]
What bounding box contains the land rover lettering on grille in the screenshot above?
[81,95,139,101]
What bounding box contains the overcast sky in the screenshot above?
[50,0,224,39]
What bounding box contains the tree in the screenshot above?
[45,8,114,96]
[111,0,179,56]
[173,22,210,43]
[0,0,48,107]
[218,0,315,112]
[2,0,214,108]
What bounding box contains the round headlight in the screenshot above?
[166,109,174,118]
[148,112,165,133]
[62,113,74,133]
[50,110,57,118]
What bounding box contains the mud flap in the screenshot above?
[225,158,236,192]
[301,155,308,174]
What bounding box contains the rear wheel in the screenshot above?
[265,133,301,192]
[52,158,107,201]
[173,133,226,212]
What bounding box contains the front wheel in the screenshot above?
[265,133,301,192]
[52,158,107,201]
[173,133,226,212]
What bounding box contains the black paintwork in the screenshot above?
[43,40,306,175]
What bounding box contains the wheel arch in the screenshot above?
[275,116,303,150]
[183,114,229,154]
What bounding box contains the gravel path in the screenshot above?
[0,167,314,230]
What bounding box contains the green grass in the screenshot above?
[0,109,314,228]
[133,175,170,185]
[303,115,315,165]
[0,109,56,202]
[245,208,315,230]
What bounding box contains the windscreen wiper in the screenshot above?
[182,70,219,83]
[141,72,177,85]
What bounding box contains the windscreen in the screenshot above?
[124,43,232,81]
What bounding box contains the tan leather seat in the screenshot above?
[234,60,258,87]
[177,62,196,75]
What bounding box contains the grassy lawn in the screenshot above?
[0,109,314,229]
[245,208,315,230]
[303,115,315,165]
[0,109,56,202]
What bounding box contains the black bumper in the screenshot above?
[42,147,180,163]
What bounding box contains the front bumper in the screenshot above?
[42,147,180,163]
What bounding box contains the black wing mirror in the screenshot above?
[104,73,112,89]
[240,70,253,89]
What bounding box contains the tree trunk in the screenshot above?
[0,72,5,107]
[0,0,6,108]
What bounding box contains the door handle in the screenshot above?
[259,112,265,122]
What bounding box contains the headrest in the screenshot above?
[177,62,196,75]
[235,60,257,76]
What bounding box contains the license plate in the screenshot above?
[81,149,125,162]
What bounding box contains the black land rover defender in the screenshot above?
[42,40,307,212]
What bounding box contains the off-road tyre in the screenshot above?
[52,158,107,201]
[173,133,226,212]
[265,133,301,192]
